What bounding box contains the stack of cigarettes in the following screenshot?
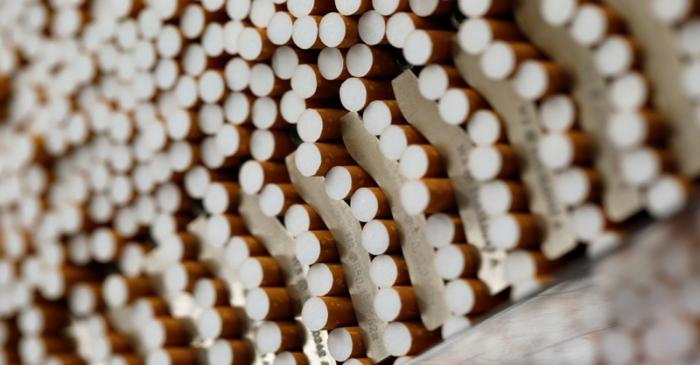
[0,0,698,363]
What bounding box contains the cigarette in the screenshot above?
[362,100,402,136]
[294,230,340,265]
[295,142,354,177]
[373,0,410,15]
[373,286,419,322]
[193,278,230,308]
[268,12,294,46]
[571,203,615,241]
[155,183,191,215]
[165,109,202,141]
[399,144,445,179]
[468,144,519,181]
[379,124,427,161]
[539,0,582,27]
[538,131,593,171]
[238,27,275,61]
[157,25,183,59]
[205,339,254,365]
[103,331,132,354]
[361,219,402,255]
[301,296,356,330]
[400,179,457,215]
[69,282,104,316]
[19,336,75,364]
[402,29,453,65]
[458,0,513,17]
[250,63,290,97]
[434,244,480,280]
[358,10,388,46]
[418,64,464,101]
[350,187,391,222]
[569,4,624,47]
[155,58,181,90]
[347,44,400,78]
[513,60,569,100]
[203,181,241,215]
[318,47,351,80]
[607,111,666,149]
[255,321,305,353]
[441,314,472,339]
[240,256,285,289]
[224,58,251,92]
[504,249,557,283]
[339,77,395,112]
[610,72,651,111]
[196,306,244,339]
[145,347,199,365]
[213,124,251,159]
[487,213,541,250]
[538,94,578,132]
[198,70,226,103]
[425,213,467,248]
[291,64,343,99]
[646,174,690,219]
[445,278,502,315]
[90,228,126,263]
[478,180,528,215]
[382,321,440,356]
[598,329,639,365]
[161,261,211,294]
[370,254,410,288]
[284,204,324,237]
[103,274,154,308]
[168,142,200,174]
[298,107,346,142]
[180,4,206,40]
[324,165,374,201]
[18,304,70,336]
[308,263,349,296]
[292,16,325,50]
[650,0,700,24]
[224,92,255,126]
[337,0,373,15]
[201,137,238,170]
[141,316,193,349]
[252,97,287,130]
[409,0,455,16]
[239,160,290,195]
[319,13,360,48]
[288,0,337,17]
[328,326,367,361]
[224,235,268,268]
[593,36,639,77]
[620,147,673,187]
[249,0,280,28]
[554,168,602,206]
[259,183,301,217]
[244,287,293,321]
[250,129,295,162]
[131,296,170,323]
[207,214,248,247]
[274,351,311,365]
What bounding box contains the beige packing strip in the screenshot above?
[514,0,644,222]
[453,46,578,259]
[392,70,509,294]
[341,112,451,330]
[604,0,700,178]
[240,194,335,365]
[285,154,390,361]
